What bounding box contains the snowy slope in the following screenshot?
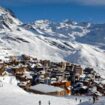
[0,6,105,76]
[0,76,79,105]
[0,78,104,105]
[78,98,105,105]
[0,84,77,105]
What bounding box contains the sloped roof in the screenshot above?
[30,84,64,93]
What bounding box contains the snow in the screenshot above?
[0,76,19,85]
[0,6,105,78]
[0,5,105,105]
[24,71,33,79]
[78,99,105,105]
[30,83,64,93]
[0,76,105,105]
[0,76,78,105]
[101,80,105,84]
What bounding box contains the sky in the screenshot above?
[0,0,105,23]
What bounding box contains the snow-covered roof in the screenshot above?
[101,80,105,85]
[31,64,36,68]
[82,86,88,89]
[18,82,28,86]
[80,74,86,78]
[24,71,33,79]
[30,84,64,93]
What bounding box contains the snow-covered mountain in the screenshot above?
[0,7,105,76]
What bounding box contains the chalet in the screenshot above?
[96,84,104,95]
[16,75,27,81]
[29,84,65,96]
[44,77,51,84]
[0,59,4,65]
[78,86,88,95]
[65,65,73,72]
[21,54,31,61]
[58,62,66,70]
[30,58,38,63]
[65,62,71,66]
[28,63,36,70]
[24,71,33,80]
[73,82,88,95]
[75,73,81,81]
[50,62,59,68]
[18,80,31,89]
[39,70,46,75]
[90,85,97,93]
[83,79,92,86]
[95,73,101,81]
[51,81,71,95]
[84,68,94,74]
[0,65,5,76]
[101,80,105,88]
[38,74,45,83]
[40,60,51,68]
[56,71,64,77]
[64,72,70,79]
[13,66,27,75]
[0,69,4,76]
[5,67,15,76]
[2,69,17,76]
[74,65,83,75]
[35,64,44,72]
[50,78,57,83]
[0,60,4,66]
[57,76,64,82]
[83,78,91,86]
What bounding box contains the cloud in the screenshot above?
[1,0,105,5]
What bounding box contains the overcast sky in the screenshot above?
[0,0,105,23]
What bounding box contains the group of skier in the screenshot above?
[75,93,99,104]
[39,100,51,105]
[38,94,99,105]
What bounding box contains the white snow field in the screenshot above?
[0,76,78,105]
[0,76,105,105]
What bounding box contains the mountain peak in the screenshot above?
[0,6,22,30]
[63,19,77,25]
[0,7,15,17]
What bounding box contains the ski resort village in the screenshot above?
[0,54,105,97]
[0,6,105,105]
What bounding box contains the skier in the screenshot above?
[39,100,41,105]
[80,99,82,103]
[89,98,91,102]
[48,100,51,105]
[93,95,96,104]
[75,97,77,101]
